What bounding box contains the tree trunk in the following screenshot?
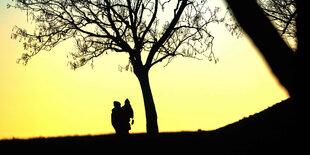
[226,0,296,96]
[135,69,159,134]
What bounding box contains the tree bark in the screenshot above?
[135,69,159,134]
[225,0,296,97]
[296,0,308,101]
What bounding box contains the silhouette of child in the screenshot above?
[122,99,134,131]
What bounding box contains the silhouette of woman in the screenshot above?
[122,98,134,132]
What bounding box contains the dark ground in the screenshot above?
[0,98,296,154]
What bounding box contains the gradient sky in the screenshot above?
[0,0,289,139]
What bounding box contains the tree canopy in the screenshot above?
[258,0,296,49]
[9,0,229,134]
[10,0,223,69]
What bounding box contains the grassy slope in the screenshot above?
[0,98,296,154]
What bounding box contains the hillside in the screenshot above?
[0,98,296,154]
[218,97,296,133]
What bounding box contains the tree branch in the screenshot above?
[140,0,159,45]
[226,0,295,96]
[145,0,188,68]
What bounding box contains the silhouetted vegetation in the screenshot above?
[9,0,232,134]
[5,0,300,153]
[258,0,297,48]
[225,0,306,101]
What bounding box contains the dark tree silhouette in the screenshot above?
[258,0,296,44]
[9,0,224,134]
[225,0,307,102]
[225,2,307,152]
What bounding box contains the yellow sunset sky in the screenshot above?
[0,0,289,139]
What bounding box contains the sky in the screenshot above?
[0,0,289,139]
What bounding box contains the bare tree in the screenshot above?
[225,0,308,102]
[257,0,297,49]
[9,0,224,134]
[225,2,307,152]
